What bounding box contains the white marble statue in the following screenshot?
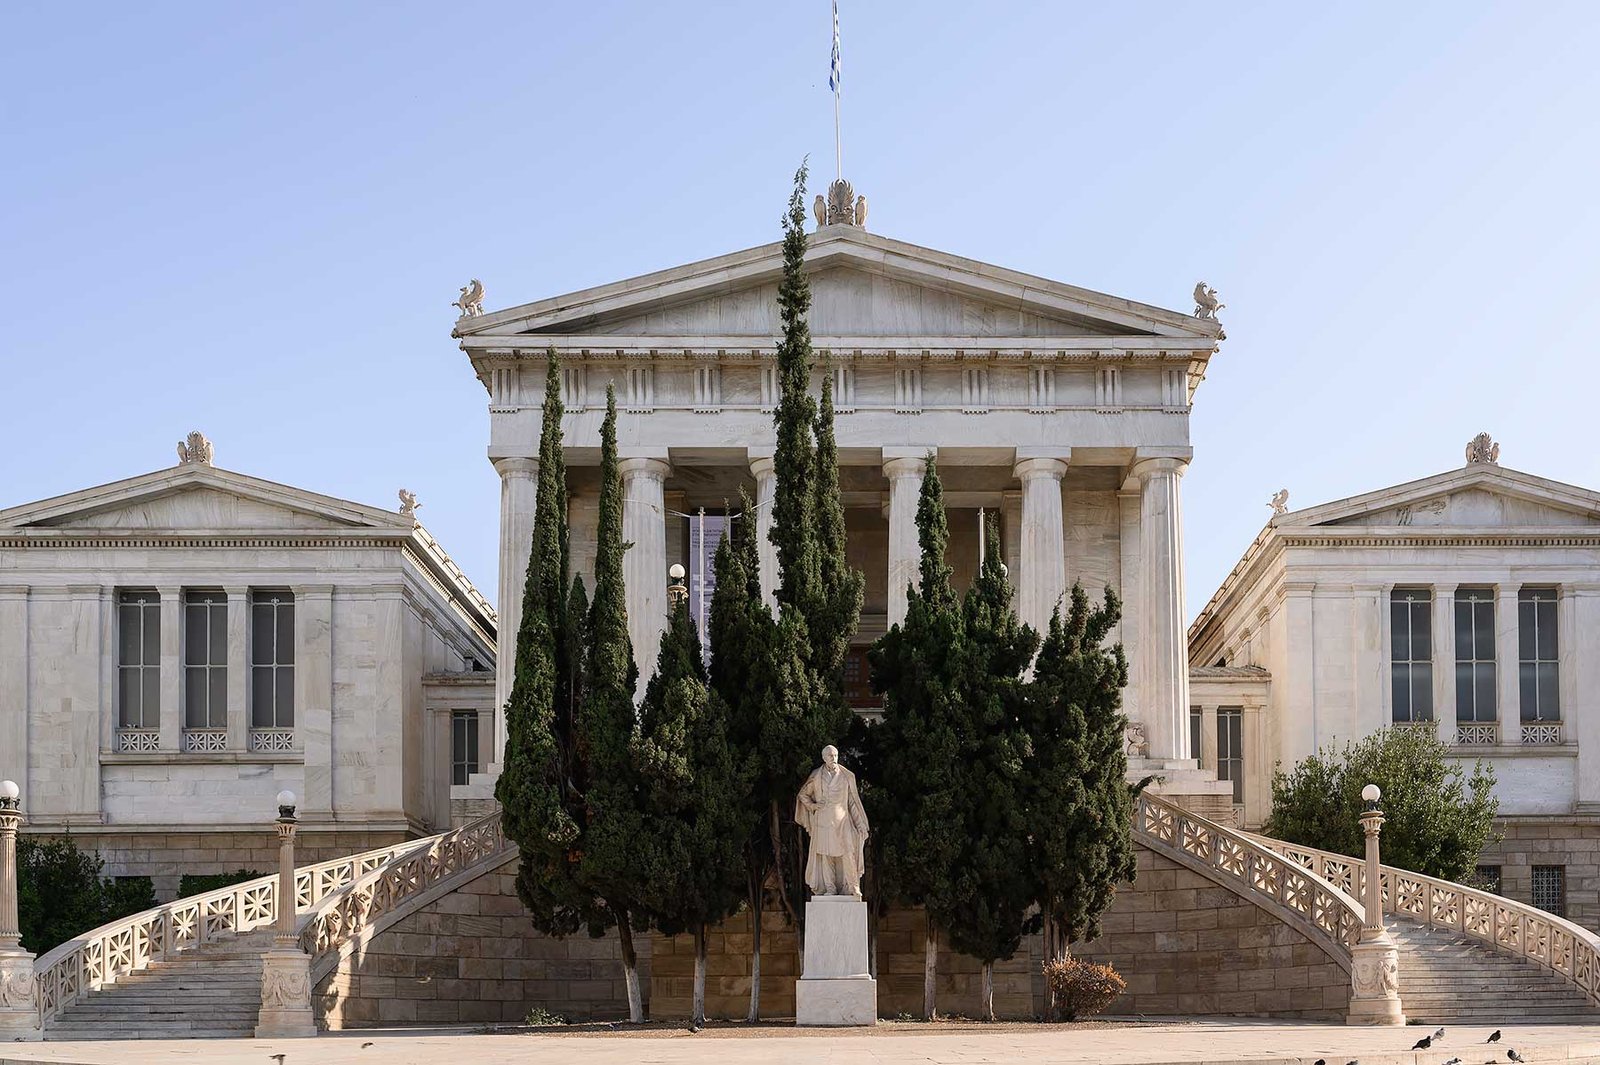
[794,745,869,897]
[398,488,420,516]
[1193,281,1225,320]
[1465,432,1500,465]
[1268,488,1289,516]
[453,278,485,318]
[176,431,214,467]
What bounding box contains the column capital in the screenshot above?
[290,585,333,600]
[884,455,928,480]
[491,456,539,478]
[225,586,250,600]
[749,452,776,479]
[1012,457,1067,482]
[1129,455,1190,481]
[618,457,671,482]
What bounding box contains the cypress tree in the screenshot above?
[759,160,860,940]
[497,349,597,939]
[574,384,650,1021]
[810,368,863,691]
[707,492,783,1020]
[1025,583,1135,981]
[868,452,966,1018]
[943,515,1039,1020]
[633,595,751,1024]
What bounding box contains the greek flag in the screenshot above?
[829,0,841,92]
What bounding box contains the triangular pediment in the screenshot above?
[0,465,412,533]
[1278,465,1600,531]
[456,226,1220,343]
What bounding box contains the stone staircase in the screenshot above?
[43,931,274,1040]
[1389,917,1600,1025]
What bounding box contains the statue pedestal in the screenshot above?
[795,896,876,1027]
[1346,933,1405,1026]
[0,949,42,1041]
[254,946,317,1038]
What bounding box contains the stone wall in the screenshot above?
[1074,848,1351,1019]
[30,827,409,901]
[1479,818,1600,932]
[315,856,649,1028]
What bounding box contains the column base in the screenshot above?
[0,950,41,1042]
[255,947,317,1038]
[1346,935,1405,1026]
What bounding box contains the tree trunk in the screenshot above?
[693,922,707,1026]
[981,960,994,1022]
[747,883,762,1022]
[922,913,937,1020]
[616,906,644,1023]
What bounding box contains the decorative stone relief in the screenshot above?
[0,964,37,1010]
[1268,488,1289,516]
[175,431,214,467]
[1124,721,1149,758]
[452,278,485,318]
[1465,432,1500,465]
[1351,950,1399,997]
[1193,281,1225,321]
[260,957,310,1009]
[822,178,866,227]
[398,489,420,517]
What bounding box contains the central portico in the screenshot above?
[458,213,1223,781]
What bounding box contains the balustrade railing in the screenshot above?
[1133,792,1364,966]
[34,835,433,1026]
[1252,834,1600,1006]
[302,813,509,978]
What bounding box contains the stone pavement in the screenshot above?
[5,1021,1600,1065]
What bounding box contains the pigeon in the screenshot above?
[1487,1031,1502,1043]
[1442,1058,1461,1065]
[1314,1060,1326,1065]
[1435,1027,1447,1042]
[269,1056,286,1065]
[1508,1051,1525,1063]
[1413,1035,1433,1050]
[362,1043,375,1049]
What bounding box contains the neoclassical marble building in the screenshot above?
[0,438,496,895]
[1188,440,1600,923]
[456,208,1225,788]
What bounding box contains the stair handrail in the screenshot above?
[33,833,435,1027]
[299,811,510,982]
[1251,833,1600,1006]
[1134,791,1365,968]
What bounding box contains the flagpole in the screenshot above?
[834,85,842,183]
[831,0,842,183]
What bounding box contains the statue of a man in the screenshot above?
[794,745,870,897]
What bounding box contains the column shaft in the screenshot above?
[294,587,334,817]
[226,589,249,751]
[1433,586,1457,746]
[1013,458,1067,639]
[158,589,181,750]
[620,458,671,698]
[1135,458,1189,761]
[492,457,539,767]
[884,456,928,628]
[750,455,779,613]
[1494,583,1521,746]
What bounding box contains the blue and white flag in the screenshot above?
[829,0,841,93]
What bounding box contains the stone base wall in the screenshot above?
[1479,818,1600,932]
[1074,848,1351,1019]
[25,828,410,901]
[315,856,650,1028]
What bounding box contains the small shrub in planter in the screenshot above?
[1042,957,1125,1020]
[525,1007,566,1026]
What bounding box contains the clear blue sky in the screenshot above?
[4,3,1598,620]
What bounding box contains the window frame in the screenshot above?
[1390,589,1434,723]
[250,590,296,729]
[451,709,481,787]
[1532,864,1566,917]
[183,590,229,730]
[1519,588,1560,723]
[117,590,162,730]
[1216,707,1244,805]
[1453,587,1496,724]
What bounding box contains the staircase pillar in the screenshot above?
[0,781,42,1041]
[256,791,317,1039]
[1347,786,1405,1026]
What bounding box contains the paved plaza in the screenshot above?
[6,1022,1600,1065]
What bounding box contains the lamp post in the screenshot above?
[255,789,316,1038]
[1346,783,1404,1025]
[667,563,688,607]
[0,780,42,1040]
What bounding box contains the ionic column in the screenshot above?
[620,457,671,698]
[1132,457,1189,761]
[1494,582,1521,747]
[884,452,929,628]
[1433,585,1457,746]
[293,586,334,819]
[749,451,779,613]
[1001,490,1022,609]
[1012,456,1068,642]
[1570,585,1600,810]
[492,456,539,768]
